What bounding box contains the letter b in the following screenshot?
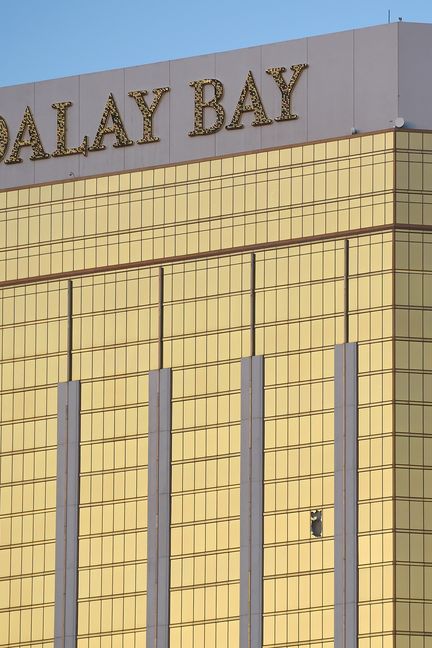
[189,79,225,136]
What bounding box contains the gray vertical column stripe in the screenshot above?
[147,372,159,648]
[250,254,256,357]
[240,359,251,648]
[240,356,264,648]
[334,343,358,648]
[55,380,80,648]
[147,368,172,648]
[344,240,350,344]
[67,280,73,382]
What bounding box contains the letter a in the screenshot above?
[88,93,133,152]
[226,71,272,130]
[5,107,49,164]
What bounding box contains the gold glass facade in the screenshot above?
[0,129,430,648]
[394,131,432,646]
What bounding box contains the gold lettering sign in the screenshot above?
[88,93,133,152]
[5,106,50,164]
[189,79,225,136]
[52,101,88,157]
[0,63,308,165]
[266,64,308,121]
[128,88,170,144]
[226,70,272,130]
[0,116,8,161]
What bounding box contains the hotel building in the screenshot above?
[1,21,432,648]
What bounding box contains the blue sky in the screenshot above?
[2,0,432,87]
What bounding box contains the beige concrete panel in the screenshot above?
[34,75,81,185]
[78,68,127,178]
[214,46,262,157]
[169,53,216,165]
[307,30,354,141]
[124,61,170,170]
[1,23,431,190]
[0,82,36,188]
[354,23,398,133]
[398,22,432,129]
[260,37,308,150]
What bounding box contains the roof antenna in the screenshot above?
[388,9,391,23]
